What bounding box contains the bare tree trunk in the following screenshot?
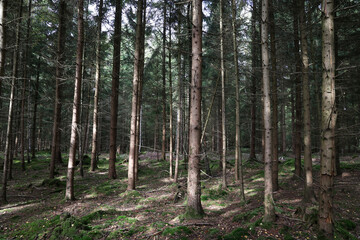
[231,0,245,201]
[108,0,122,179]
[168,16,173,179]
[269,0,278,191]
[319,0,336,237]
[134,5,146,181]
[65,0,84,201]
[0,0,7,107]
[280,76,286,153]
[50,0,67,178]
[20,0,32,171]
[185,0,204,218]
[2,0,22,202]
[219,0,227,189]
[174,10,182,183]
[300,0,315,203]
[161,0,167,162]
[261,0,275,223]
[128,0,144,190]
[293,0,302,177]
[90,0,103,172]
[249,0,257,161]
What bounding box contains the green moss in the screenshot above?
[209,228,220,236]
[119,190,143,203]
[184,207,205,219]
[202,188,228,201]
[162,226,192,236]
[41,178,66,187]
[233,206,264,222]
[81,209,120,224]
[335,220,357,240]
[222,227,249,240]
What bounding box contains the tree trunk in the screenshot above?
[300,0,315,203]
[269,0,278,191]
[0,0,7,107]
[134,5,146,181]
[65,0,84,201]
[108,0,122,179]
[50,0,67,178]
[280,76,286,153]
[261,0,275,223]
[174,10,182,183]
[231,0,245,201]
[168,17,173,179]
[128,0,144,190]
[185,0,204,218]
[319,0,336,237]
[219,0,227,189]
[249,0,257,161]
[2,0,22,203]
[161,0,167,162]
[20,0,32,170]
[90,0,103,172]
[293,0,302,177]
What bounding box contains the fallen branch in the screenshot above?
[180,222,214,226]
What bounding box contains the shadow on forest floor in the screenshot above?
[0,151,359,239]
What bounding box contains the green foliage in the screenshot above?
[162,226,192,236]
[335,219,357,240]
[89,180,125,196]
[209,228,220,236]
[119,190,143,203]
[80,209,120,224]
[202,187,228,201]
[233,206,264,222]
[279,226,295,240]
[221,227,249,240]
[40,178,66,188]
[340,162,360,170]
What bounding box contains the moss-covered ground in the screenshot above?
[0,151,359,239]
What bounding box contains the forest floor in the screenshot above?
[0,151,359,240]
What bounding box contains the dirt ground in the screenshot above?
[0,151,359,239]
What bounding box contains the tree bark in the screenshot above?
[65,0,84,201]
[219,0,227,189]
[2,0,23,203]
[293,0,302,177]
[249,0,257,161]
[168,15,173,179]
[269,0,278,191]
[50,0,67,178]
[300,0,315,203]
[0,0,7,107]
[261,0,275,223]
[108,0,122,179]
[319,0,336,238]
[161,0,167,162]
[231,0,245,201]
[90,0,103,172]
[128,0,144,190]
[20,0,32,171]
[185,0,204,218]
[174,9,182,183]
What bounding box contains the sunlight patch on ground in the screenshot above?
[160,178,175,183]
[251,177,265,182]
[96,172,108,175]
[0,202,41,214]
[280,198,302,204]
[115,205,146,212]
[221,207,242,217]
[205,204,227,211]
